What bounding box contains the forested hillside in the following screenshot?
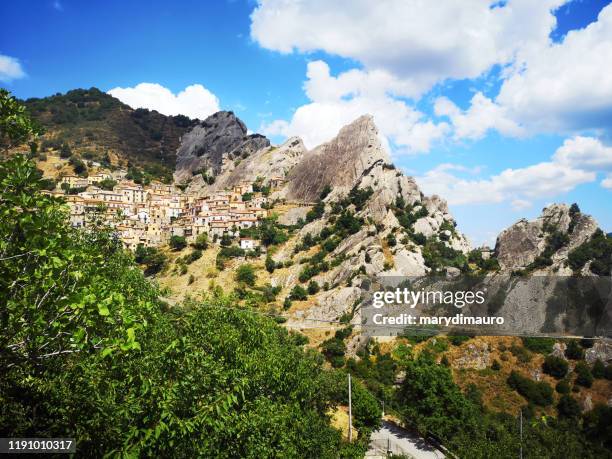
[22,88,196,181]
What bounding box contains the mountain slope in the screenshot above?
[24,88,196,179]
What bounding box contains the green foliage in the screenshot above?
[510,344,532,363]
[259,218,288,246]
[568,229,612,275]
[574,361,594,388]
[289,285,308,301]
[192,232,209,250]
[592,359,606,379]
[321,338,346,368]
[0,88,43,151]
[348,379,382,431]
[308,280,320,295]
[134,244,167,275]
[522,337,555,354]
[1,153,159,372]
[265,254,276,273]
[306,200,325,222]
[98,178,117,191]
[557,395,581,419]
[59,142,72,158]
[235,264,256,286]
[169,235,187,251]
[319,184,332,200]
[421,238,467,273]
[69,155,87,176]
[184,249,202,264]
[345,185,373,211]
[555,379,571,394]
[542,355,569,379]
[507,371,553,406]
[397,355,481,439]
[565,340,584,360]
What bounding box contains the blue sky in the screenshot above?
[1,0,611,245]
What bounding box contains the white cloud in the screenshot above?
[0,54,26,82]
[107,83,220,120]
[496,4,612,134]
[417,161,594,205]
[260,61,448,151]
[553,136,612,171]
[434,92,524,141]
[416,135,612,205]
[251,0,565,98]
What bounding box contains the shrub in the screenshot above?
[59,142,72,158]
[592,359,606,379]
[169,235,187,251]
[565,340,584,360]
[184,249,202,264]
[542,355,569,379]
[449,335,471,346]
[491,360,501,371]
[507,371,553,406]
[510,345,532,363]
[556,379,571,394]
[134,245,167,276]
[307,280,320,295]
[192,233,209,250]
[235,264,256,287]
[522,337,555,354]
[265,255,276,273]
[574,361,593,388]
[557,395,581,418]
[289,285,308,301]
[320,338,346,368]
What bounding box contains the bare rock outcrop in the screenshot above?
[174,111,270,183]
[285,115,390,202]
[494,204,598,270]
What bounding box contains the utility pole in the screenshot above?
[348,373,353,442]
[519,408,523,459]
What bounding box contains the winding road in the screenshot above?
[366,420,446,459]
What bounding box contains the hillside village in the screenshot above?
[44,167,271,251]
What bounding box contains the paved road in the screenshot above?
[366,420,446,459]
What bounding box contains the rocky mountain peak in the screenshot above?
[494,203,599,270]
[174,110,270,183]
[285,114,391,202]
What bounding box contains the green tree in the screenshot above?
[134,244,167,275]
[557,395,581,419]
[574,361,594,388]
[59,142,72,158]
[308,280,320,295]
[236,263,256,286]
[542,355,569,379]
[265,254,276,273]
[0,88,43,152]
[169,235,187,251]
[192,232,209,250]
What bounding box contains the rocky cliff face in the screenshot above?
[494,203,598,271]
[174,111,270,183]
[284,115,390,202]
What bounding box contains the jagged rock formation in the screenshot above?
[285,115,390,202]
[494,203,598,271]
[174,111,270,183]
[209,136,306,193]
